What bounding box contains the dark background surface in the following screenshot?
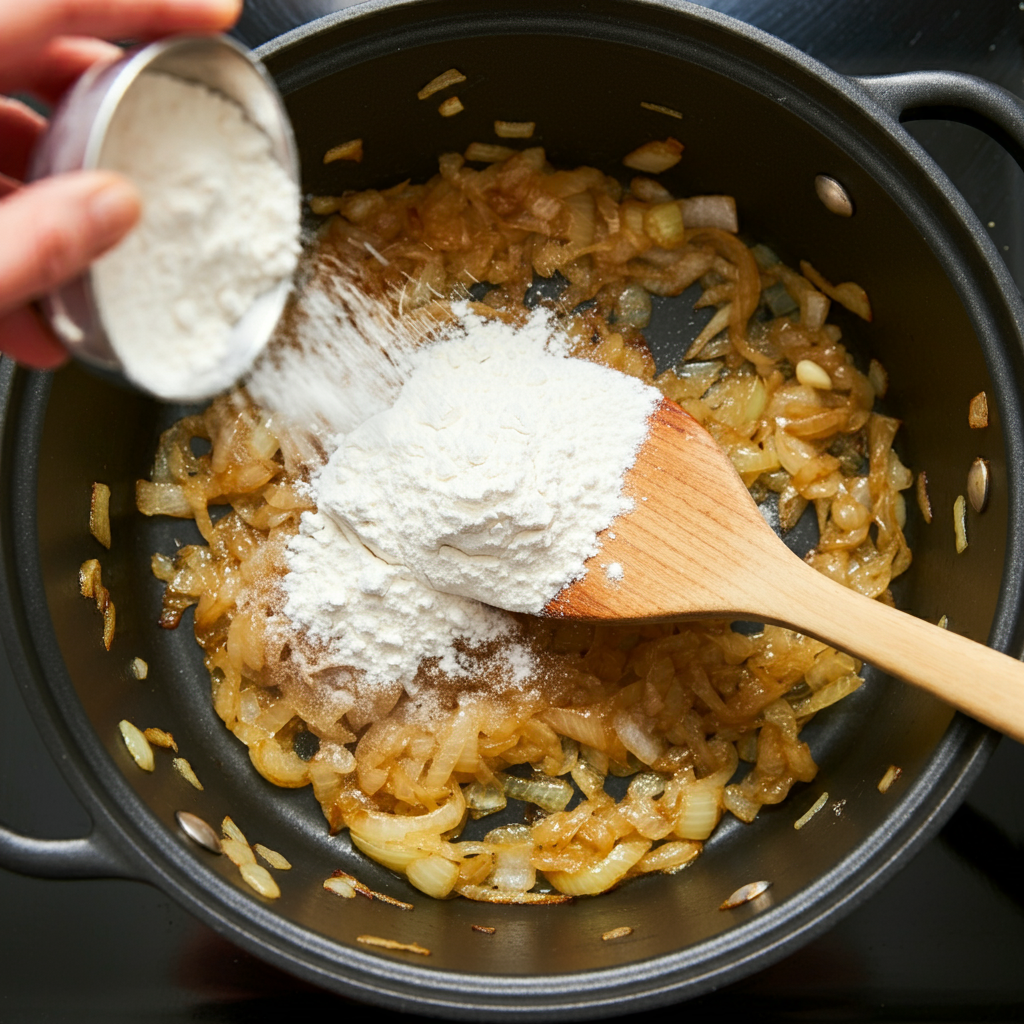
[4,0,1024,1020]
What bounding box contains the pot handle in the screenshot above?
[0,822,132,879]
[853,71,1024,167]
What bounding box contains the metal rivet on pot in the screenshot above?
[814,175,854,217]
[176,810,222,854]
[967,457,990,513]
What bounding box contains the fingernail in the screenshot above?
[87,178,141,242]
[185,0,243,19]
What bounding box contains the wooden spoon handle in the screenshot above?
[772,560,1024,743]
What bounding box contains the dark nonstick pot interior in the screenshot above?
[3,0,1023,1017]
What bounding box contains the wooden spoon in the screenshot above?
[546,397,1024,743]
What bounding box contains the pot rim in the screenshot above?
[2,0,1020,1016]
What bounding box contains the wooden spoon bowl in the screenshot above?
[547,397,1024,743]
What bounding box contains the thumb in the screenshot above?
[0,170,140,318]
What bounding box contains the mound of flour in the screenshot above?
[282,305,660,692]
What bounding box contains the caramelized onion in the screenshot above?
[139,146,913,904]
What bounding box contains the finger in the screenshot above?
[0,0,242,78]
[0,97,46,181]
[0,170,140,318]
[0,305,70,370]
[0,36,123,104]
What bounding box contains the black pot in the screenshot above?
[3,0,1024,1017]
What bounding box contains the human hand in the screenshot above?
[0,0,242,368]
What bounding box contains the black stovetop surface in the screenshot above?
[3,1,1024,1020]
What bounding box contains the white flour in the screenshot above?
[282,304,659,693]
[246,252,419,438]
[283,508,513,694]
[93,71,300,400]
[605,562,625,583]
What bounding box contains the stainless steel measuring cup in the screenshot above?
[29,34,300,401]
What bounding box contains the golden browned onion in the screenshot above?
[138,146,914,904]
